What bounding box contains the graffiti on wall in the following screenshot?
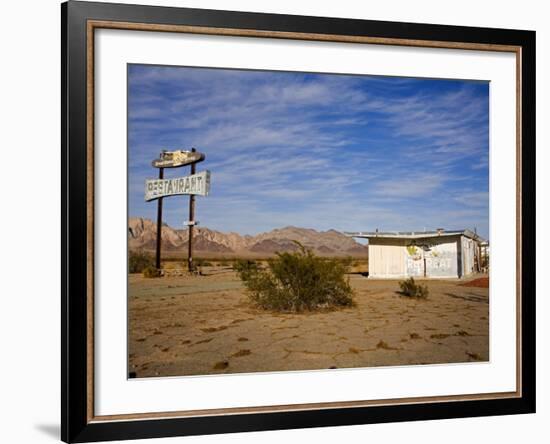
[405,245,424,276]
[405,241,457,277]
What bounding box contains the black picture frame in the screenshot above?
[62,1,536,442]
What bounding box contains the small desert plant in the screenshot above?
[233,259,259,280]
[237,242,354,312]
[143,265,162,278]
[398,277,429,298]
[129,250,155,273]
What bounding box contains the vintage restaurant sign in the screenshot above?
[145,170,211,201]
[151,150,205,168]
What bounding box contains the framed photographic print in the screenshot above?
[61,1,536,442]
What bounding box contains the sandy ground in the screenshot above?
[128,268,489,378]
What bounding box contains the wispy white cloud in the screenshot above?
[453,191,489,208]
[128,66,490,238]
[372,174,445,198]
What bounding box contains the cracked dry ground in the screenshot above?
[128,270,489,377]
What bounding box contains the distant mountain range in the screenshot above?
[128,217,368,256]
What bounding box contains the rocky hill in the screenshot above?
[128,217,367,256]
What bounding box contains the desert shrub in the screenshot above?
[398,277,429,298]
[143,266,162,278]
[340,256,354,269]
[237,243,354,312]
[233,259,259,279]
[129,250,155,273]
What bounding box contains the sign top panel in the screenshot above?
[152,150,205,168]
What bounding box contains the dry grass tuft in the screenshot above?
[213,361,229,370]
[466,351,484,361]
[376,340,395,350]
[231,349,251,358]
[430,333,450,339]
[201,326,228,333]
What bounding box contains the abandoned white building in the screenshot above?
[349,229,485,279]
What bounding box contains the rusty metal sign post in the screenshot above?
[155,166,164,270]
[147,148,208,273]
[187,151,197,272]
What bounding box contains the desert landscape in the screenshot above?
[126,67,491,379]
[128,218,489,378]
[128,217,370,259]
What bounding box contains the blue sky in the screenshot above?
[128,64,489,239]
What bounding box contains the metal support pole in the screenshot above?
[155,167,164,270]
[188,148,196,272]
[423,253,427,278]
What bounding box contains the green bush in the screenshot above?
[237,243,354,312]
[398,277,429,298]
[143,266,162,278]
[129,250,155,274]
[233,259,259,280]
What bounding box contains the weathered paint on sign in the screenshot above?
[145,170,210,201]
[151,150,205,168]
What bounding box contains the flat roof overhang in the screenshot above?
[345,229,485,243]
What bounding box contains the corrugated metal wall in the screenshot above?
[368,238,406,278]
[424,237,458,278]
[368,235,466,279]
[461,237,477,276]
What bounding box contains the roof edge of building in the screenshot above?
[345,229,485,242]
